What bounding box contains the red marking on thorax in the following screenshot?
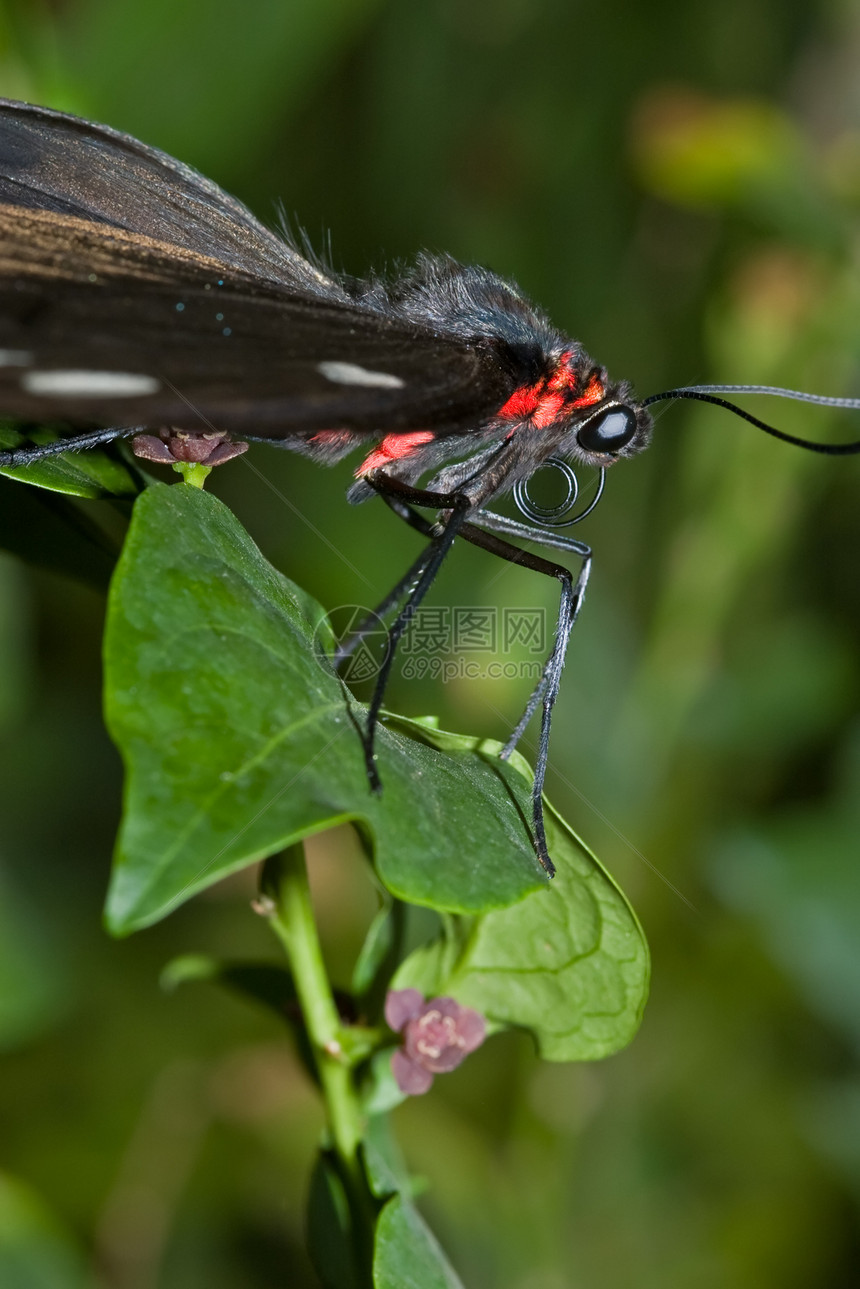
[497,351,604,429]
[546,355,578,392]
[357,430,436,476]
[572,375,604,409]
[532,392,566,428]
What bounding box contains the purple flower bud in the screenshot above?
[385,989,486,1096]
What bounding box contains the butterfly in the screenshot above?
[2,98,858,874]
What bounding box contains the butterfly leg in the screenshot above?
[332,533,439,668]
[469,510,592,758]
[458,526,589,876]
[364,477,592,876]
[359,489,472,791]
[0,425,137,467]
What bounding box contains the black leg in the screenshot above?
[333,536,437,667]
[333,487,467,668]
[0,425,137,468]
[358,483,472,792]
[447,522,591,878]
[362,474,595,877]
[465,508,592,756]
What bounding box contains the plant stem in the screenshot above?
[261,845,374,1268]
[173,462,211,488]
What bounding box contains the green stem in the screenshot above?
[173,461,211,487]
[261,845,374,1272]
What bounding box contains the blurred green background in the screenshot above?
[1,1,859,1285]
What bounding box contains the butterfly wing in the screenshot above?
[0,98,326,287]
[0,101,514,440]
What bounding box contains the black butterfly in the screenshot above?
[1,98,858,874]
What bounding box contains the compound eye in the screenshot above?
[577,405,638,454]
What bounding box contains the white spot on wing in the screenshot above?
[21,370,161,398]
[317,361,405,389]
[0,349,33,367]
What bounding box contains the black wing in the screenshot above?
[0,98,337,288]
[0,100,515,438]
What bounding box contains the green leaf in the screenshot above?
[104,483,546,934]
[0,425,138,498]
[393,793,650,1061]
[373,1195,464,1289]
[307,1151,360,1289]
[361,1050,409,1116]
[362,1113,411,1200]
[351,896,400,998]
[160,953,322,1081]
[0,475,123,589]
[161,953,298,1015]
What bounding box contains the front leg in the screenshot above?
[361,476,593,876]
[358,473,473,792]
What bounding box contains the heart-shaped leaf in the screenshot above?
[391,788,650,1061]
[104,483,547,934]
